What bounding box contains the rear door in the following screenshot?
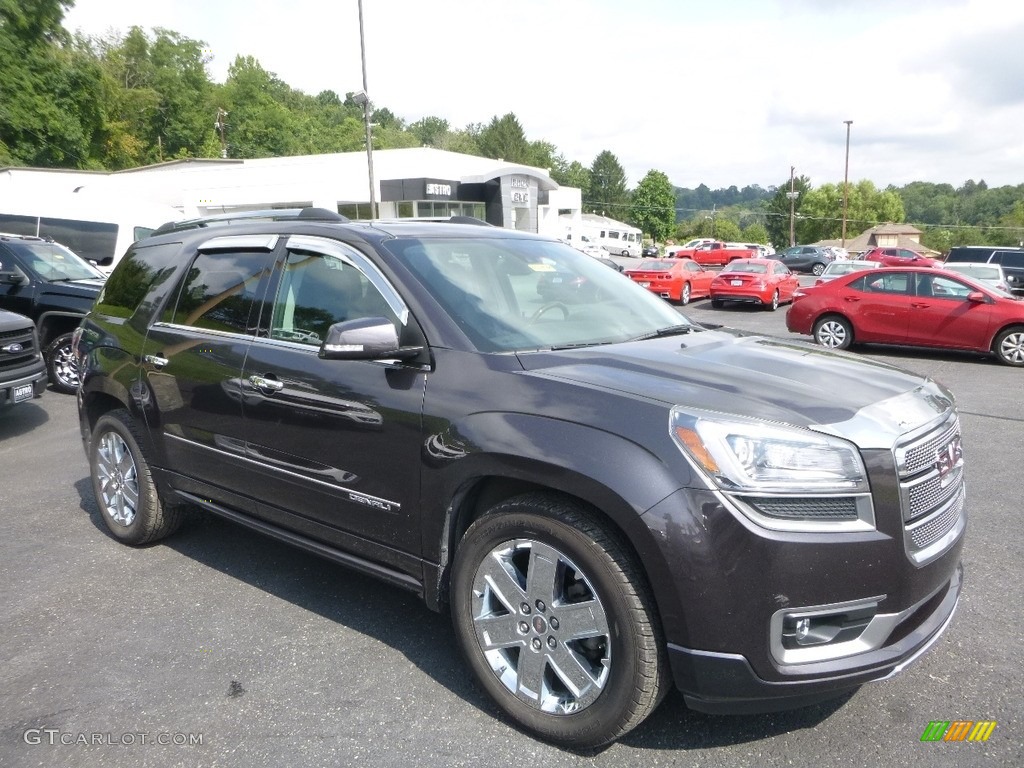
[844,271,913,343]
[139,235,279,512]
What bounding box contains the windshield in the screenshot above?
[12,240,106,281]
[387,236,689,352]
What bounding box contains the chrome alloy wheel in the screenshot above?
[998,329,1024,364]
[50,340,80,390]
[95,429,140,526]
[816,319,849,348]
[470,539,611,714]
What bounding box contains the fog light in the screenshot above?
[781,602,878,649]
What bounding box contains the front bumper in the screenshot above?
[0,366,48,407]
[668,563,962,713]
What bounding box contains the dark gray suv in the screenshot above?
[771,245,835,275]
[74,210,965,748]
[945,245,1024,295]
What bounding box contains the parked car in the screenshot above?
[641,244,660,258]
[709,258,800,310]
[664,237,716,258]
[814,259,882,285]
[0,233,106,392]
[786,266,1024,365]
[860,247,940,268]
[0,308,47,409]
[770,245,835,275]
[940,262,1011,294]
[74,209,966,748]
[944,245,1024,295]
[623,258,714,304]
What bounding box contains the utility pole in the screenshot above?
[787,166,797,247]
[215,108,228,158]
[841,120,853,248]
[357,0,376,219]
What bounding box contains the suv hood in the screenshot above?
[518,328,953,450]
[37,278,105,300]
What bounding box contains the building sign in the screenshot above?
[510,176,530,204]
[425,182,452,197]
[380,178,460,201]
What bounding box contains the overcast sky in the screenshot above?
[63,0,1024,192]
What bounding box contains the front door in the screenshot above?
[240,236,427,558]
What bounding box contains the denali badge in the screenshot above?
[935,436,963,481]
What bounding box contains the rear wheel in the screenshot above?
[680,282,691,305]
[711,298,724,309]
[764,290,780,311]
[993,326,1024,366]
[451,494,667,749]
[45,332,79,394]
[811,263,826,276]
[89,409,184,545]
[813,315,853,349]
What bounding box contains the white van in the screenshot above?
[0,192,182,273]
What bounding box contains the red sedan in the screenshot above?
[861,247,940,268]
[709,259,800,311]
[624,258,714,304]
[786,266,1024,366]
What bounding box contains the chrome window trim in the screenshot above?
[197,234,279,252]
[285,234,409,326]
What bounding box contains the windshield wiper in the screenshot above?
[548,341,615,351]
[627,324,699,342]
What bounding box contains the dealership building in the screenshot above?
[0,147,583,237]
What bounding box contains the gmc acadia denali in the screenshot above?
[74,210,965,748]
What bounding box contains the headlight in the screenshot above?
[670,407,874,531]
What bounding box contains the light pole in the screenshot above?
[786,165,797,247]
[356,0,376,219]
[841,120,852,247]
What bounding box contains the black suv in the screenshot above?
[74,210,966,748]
[0,308,47,409]
[0,234,106,392]
[945,245,1024,295]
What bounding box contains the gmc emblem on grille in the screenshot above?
[2,342,24,354]
[935,436,963,481]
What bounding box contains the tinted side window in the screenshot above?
[994,251,1024,268]
[95,242,183,321]
[38,217,118,264]
[269,251,396,347]
[163,251,270,334]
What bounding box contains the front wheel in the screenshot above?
[89,409,184,545]
[45,332,80,394]
[451,495,667,749]
[993,326,1024,366]
[813,315,853,349]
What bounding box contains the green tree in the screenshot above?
[551,158,591,197]
[764,174,810,248]
[218,55,302,158]
[800,181,905,242]
[588,150,629,217]
[741,222,770,245]
[629,170,675,243]
[477,113,530,164]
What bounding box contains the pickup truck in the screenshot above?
[673,240,757,266]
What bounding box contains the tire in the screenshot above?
[711,298,724,309]
[45,331,80,394]
[89,409,184,545]
[813,315,853,350]
[764,290,780,311]
[811,263,826,276]
[451,494,668,750]
[680,282,691,305]
[993,326,1024,366]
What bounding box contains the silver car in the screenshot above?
[940,261,1011,293]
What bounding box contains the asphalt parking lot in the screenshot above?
[1,283,1021,768]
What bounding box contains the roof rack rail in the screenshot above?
[152,207,349,235]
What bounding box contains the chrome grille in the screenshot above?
[895,414,966,565]
[899,417,960,476]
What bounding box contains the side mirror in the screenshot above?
[319,317,422,361]
[967,291,988,303]
[0,267,26,285]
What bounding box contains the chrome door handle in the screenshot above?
[143,354,169,369]
[248,375,284,393]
